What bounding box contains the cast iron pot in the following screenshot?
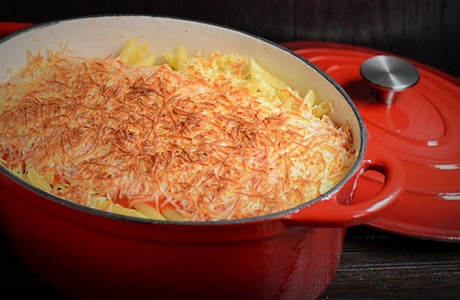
[0,16,405,300]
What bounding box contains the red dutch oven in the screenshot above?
[0,16,404,299]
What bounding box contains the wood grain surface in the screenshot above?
[322,227,460,299]
[0,0,459,76]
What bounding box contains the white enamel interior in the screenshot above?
[0,15,363,158]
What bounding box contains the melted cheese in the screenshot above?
[0,50,356,221]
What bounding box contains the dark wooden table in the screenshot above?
[1,226,460,299]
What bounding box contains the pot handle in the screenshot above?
[282,135,405,228]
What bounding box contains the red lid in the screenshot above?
[283,41,460,241]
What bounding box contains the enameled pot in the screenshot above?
[0,16,405,300]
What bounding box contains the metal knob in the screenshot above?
[360,55,420,105]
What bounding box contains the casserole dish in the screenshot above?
[0,16,404,299]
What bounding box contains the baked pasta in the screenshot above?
[0,40,356,221]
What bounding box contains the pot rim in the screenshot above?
[0,14,368,226]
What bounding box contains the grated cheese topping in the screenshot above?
[0,50,356,221]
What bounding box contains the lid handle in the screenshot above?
[360,55,420,105]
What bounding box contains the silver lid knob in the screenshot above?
[360,55,420,105]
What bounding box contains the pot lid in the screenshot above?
[282,41,460,241]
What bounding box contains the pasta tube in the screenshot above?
[249,58,288,91]
[162,46,188,70]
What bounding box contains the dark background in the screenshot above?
[1,0,459,76]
